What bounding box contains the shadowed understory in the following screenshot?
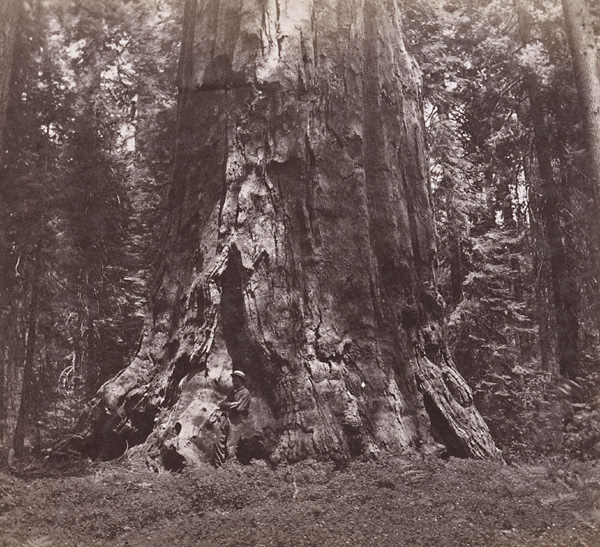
[1,457,599,546]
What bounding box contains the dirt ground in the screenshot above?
[1,455,599,547]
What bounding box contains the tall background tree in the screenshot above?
[0,0,22,453]
[405,0,600,458]
[562,0,600,271]
[0,0,20,145]
[0,0,178,462]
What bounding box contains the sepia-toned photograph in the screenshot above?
[1,0,600,545]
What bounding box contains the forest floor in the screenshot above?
[0,455,599,547]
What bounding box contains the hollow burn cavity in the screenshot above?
[163,354,192,407]
[236,433,273,465]
[422,391,468,459]
[343,424,362,457]
[81,401,157,462]
[161,444,186,472]
[220,247,277,398]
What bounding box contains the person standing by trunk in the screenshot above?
[213,370,251,467]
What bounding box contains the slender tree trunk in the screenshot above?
[73,0,501,466]
[536,274,554,371]
[0,0,19,151]
[562,0,600,205]
[523,147,557,372]
[449,235,464,306]
[562,0,600,317]
[12,239,42,459]
[437,104,465,307]
[497,174,525,304]
[526,155,555,372]
[0,1,21,456]
[516,0,580,378]
[1,304,25,450]
[0,343,5,446]
[530,94,579,379]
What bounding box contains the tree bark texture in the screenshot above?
[562,0,600,310]
[12,239,42,458]
[0,305,24,449]
[0,0,20,288]
[0,0,19,152]
[75,0,501,466]
[0,0,20,453]
[562,0,600,207]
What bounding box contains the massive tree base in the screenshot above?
[72,242,501,467]
[71,0,501,468]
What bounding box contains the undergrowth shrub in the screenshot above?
[474,366,560,460]
[563,370,600,459]
[472,362,600,462]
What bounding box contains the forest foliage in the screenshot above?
[1,0,600,464]
[0,0,180,458]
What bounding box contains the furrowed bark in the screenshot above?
[562,0,600,311]
[0,1,21,451]
[562,0,600,205]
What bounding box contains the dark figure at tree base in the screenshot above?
[212,370,251,467]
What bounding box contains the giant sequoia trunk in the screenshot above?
[74,0,501,466]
